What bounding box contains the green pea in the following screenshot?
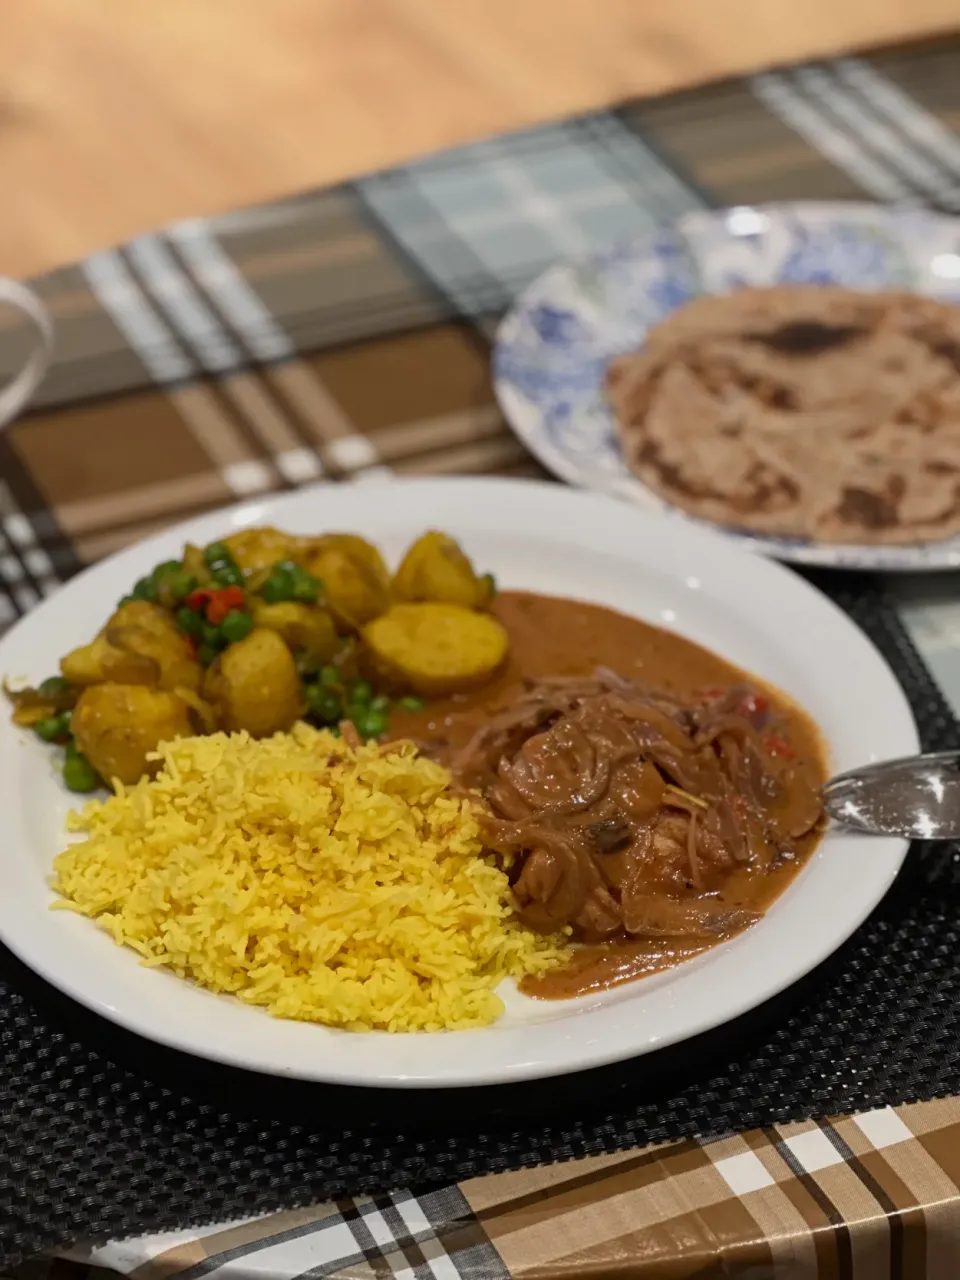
[261,569,296,603]
[289,570,323,604]
[56,709,72,736]
[481,572,497,597]
[154,567,196,608]
[355,709,389,740]
[351,680,373,707]
[37,676,70,699]
[175,606,203,636]
[290,578,319,604]
[63,751,100,793]
[166,569,197,602]
[131,576,157,602]
[307,685,342,724]
[203,542,231,568]
[212,564,245,589]
[200,620,222,647]
[33,716,64,743]
[319,665,341,688]
[219,609,253,644]
[369,694,391,713]
[152,560,183,581]
[197,641,220,667]
[397,695,426,713]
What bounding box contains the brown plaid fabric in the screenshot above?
[0,41,957,600]
[37,1102,960,1279]
[3,35,960,1280]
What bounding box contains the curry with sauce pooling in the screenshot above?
[392,590,827,999]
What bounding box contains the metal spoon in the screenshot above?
[823,751,960,838]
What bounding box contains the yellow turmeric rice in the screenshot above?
[51,724,567,1031]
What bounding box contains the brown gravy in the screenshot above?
[391,590,828,1000]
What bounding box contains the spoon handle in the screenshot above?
[823,750,960,839]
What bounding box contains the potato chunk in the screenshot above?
[72,683,193,784]
[61,601,200,694]
[392,531,493,609]
[363,603,508,695]
[250,601,340,665]
[203,628,302,736]
[60,632,157,687]
[305,534,389,589]
[303,546,388,631]
[224,526,302,574]
[105,600,201,693]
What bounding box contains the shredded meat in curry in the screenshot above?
[446,669,824,942]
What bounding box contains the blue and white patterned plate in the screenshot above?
[494,202,960,571]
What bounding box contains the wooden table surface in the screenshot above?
[1,0,957,279]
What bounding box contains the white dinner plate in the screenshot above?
[0,477,917,1087]
[494,201,960,571]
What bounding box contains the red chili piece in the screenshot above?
[185,588,215,611]
[696,686,724,704]
[763,733,795,760]
[737,692,769,719]
[205,586,245,625]
[184,586,245,625]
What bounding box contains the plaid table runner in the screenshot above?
[5,37,960,1280]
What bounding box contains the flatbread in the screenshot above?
[606,285,960,544]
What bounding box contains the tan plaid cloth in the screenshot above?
[50,1100,959,1280]
[4,37,960,1280]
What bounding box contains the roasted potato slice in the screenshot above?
[305,534,389,590]
[203,628,302,736]
[250,601,340,665]
[363,603,509,695]
[392,531,493,609]
[61,632,158,687]
[61,601,201,694]
[225,526,303,575]
[304,546,389,632]
[72,683,193,785]
[105,601,202,693]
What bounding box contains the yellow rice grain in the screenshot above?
[52,723,567,1031]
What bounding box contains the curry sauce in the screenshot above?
[393,590,828,999]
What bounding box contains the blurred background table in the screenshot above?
[1,0,958,278]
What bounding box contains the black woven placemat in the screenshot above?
[2,572,959,1265]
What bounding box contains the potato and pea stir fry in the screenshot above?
[8,529,507,791]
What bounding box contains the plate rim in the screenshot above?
[493,199,960,573]
[0,476,919,1087]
